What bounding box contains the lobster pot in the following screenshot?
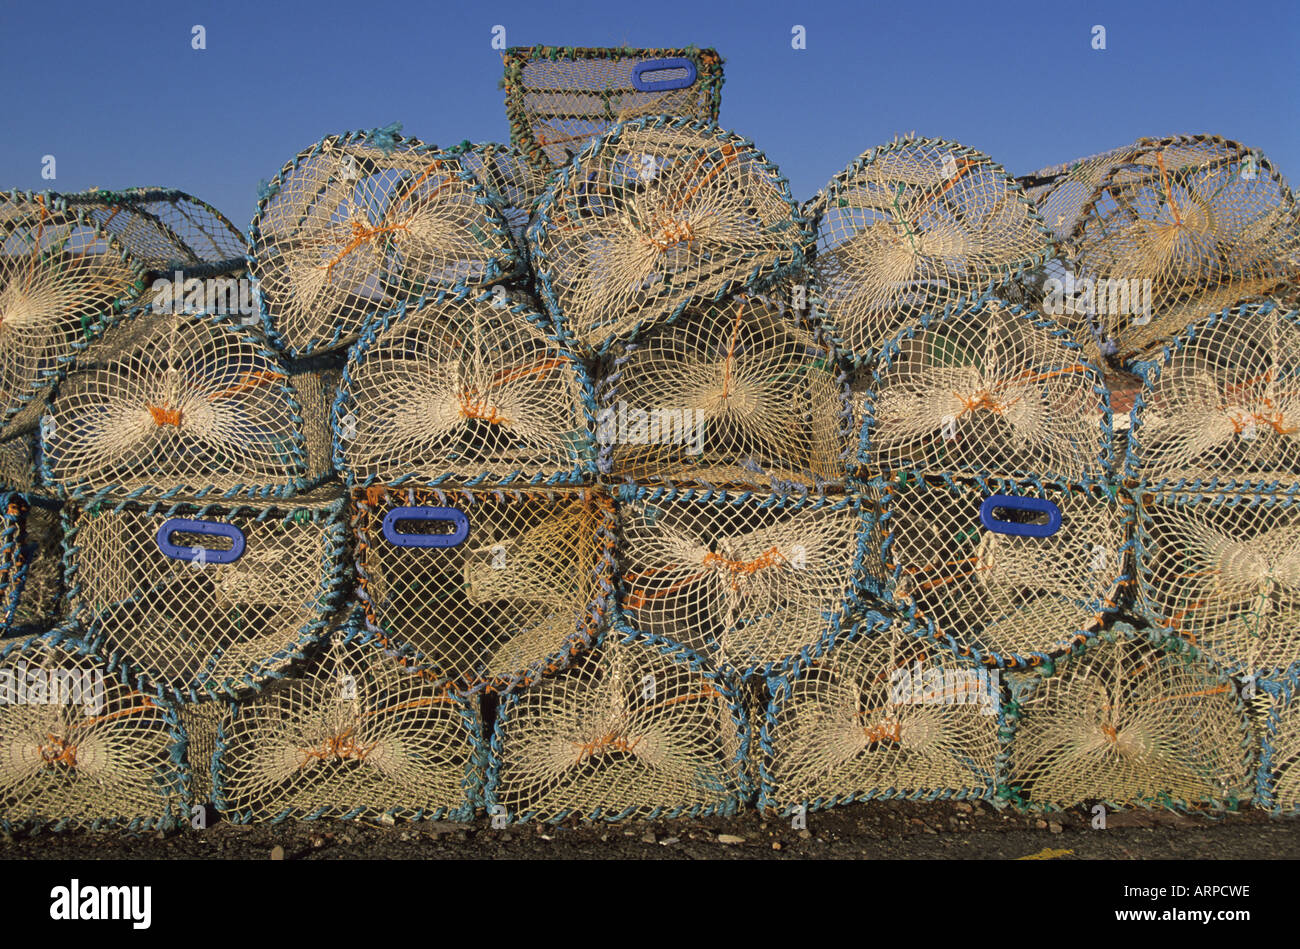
[179,700,225,805]
[250,129,522,359]
[1003,625,1253,811]
[41,308,336,499]
[805,137,1052,366]
[58,187,246,272]
[598,287,852,489]
[1127,302,1300,491]
[1133,489,1300,677]
[528,117,810,354]
[214,622,483,822]
[759,611,1002,814]
[0,192,147,440]
[336,289,596,487]
[503,45,725,173]
[860,298,1113,484]
[65,486,350,702]
[1259,672,1300,814]
[486,625,746,822]
[0,626,185,832]
[354,486,617,694]
[869,478,1127,668]
[442,142,551,247]
[1026,134,1299,363]
[616,485,870,677]
[0,493,63,636]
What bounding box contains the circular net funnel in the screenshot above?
[1127,302,1300,491]
[250,130,522,358]
[760,611,1002,813]
[0,627,185,831]
[0,192,146,439]
[354,486,616,695]
[528,116,810,353]
[1135,490,1300,678]
[486,626,745,822]
[503,46,725,174]
[599,286,852,489]
[805,137,1052,365]
[861,298,1113,484]
[442,142,551,246]
[214,623,483,823]
[66,487,350,702]
[0,494,62,637]
[59,187,246,272]
[1042,134,1299,363]
[1260,674,1300,814]
[336,289,596,488]
[1003,626,1253,811]
[42,309,333,500]
[871,478,1126,668]
[615,485,868,677]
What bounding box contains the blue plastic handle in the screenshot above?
[631,57,697,92]
[381,506,469,548]
[155,518,247,564]
[979,495,1062,539]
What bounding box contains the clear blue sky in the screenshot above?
[2,0,1296,235]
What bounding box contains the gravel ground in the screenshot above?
[3,801,1297,860]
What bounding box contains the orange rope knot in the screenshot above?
[647,217,697,252]
[319,218,410,279]
[1100,723,1119,743]
[297,727,378,769]
[40,734,78,768]
[954,389,1010,417]
[703,546,789,581]
[147,404,183,427]
[1228,405,1296,436]
[863,720,903,745]
[576,732,642,764]
[457,388,509,425]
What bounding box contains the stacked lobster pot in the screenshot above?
[261,123,598,822]
[1020,134,1300,367]
[768,137,1124,816]
[499,99,870,821]
[1125,301,1300,810]
[1,187,335,830]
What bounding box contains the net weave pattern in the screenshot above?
[485,626,746,821]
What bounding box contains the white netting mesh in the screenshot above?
[1037,134,1299,362]
[600,288,850,488]
[529,117,808,352]
[0,495,63,634]
[338,290,594,487]
[616,487,865,675]
[0,193,145,438]
[806,137,1051,364]
[862,298,1112,483]
[250,131,520,357]
[42,310,333,498]
[1128,303,1300,489]
[179,700,224,804]
[1005,629,1252,810]
[63,187,246,270]
[1136,491,1300,676]
[487,629,744,821]
[443,142,551,243]
[1265,683,1300,814]
[872,479,1125,667]
[214,626,482,822]
[761,616,1001,809]
[504,46,725,172]
[67,487,350,701]
[355,486,616,694]
[0,630,184,830]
